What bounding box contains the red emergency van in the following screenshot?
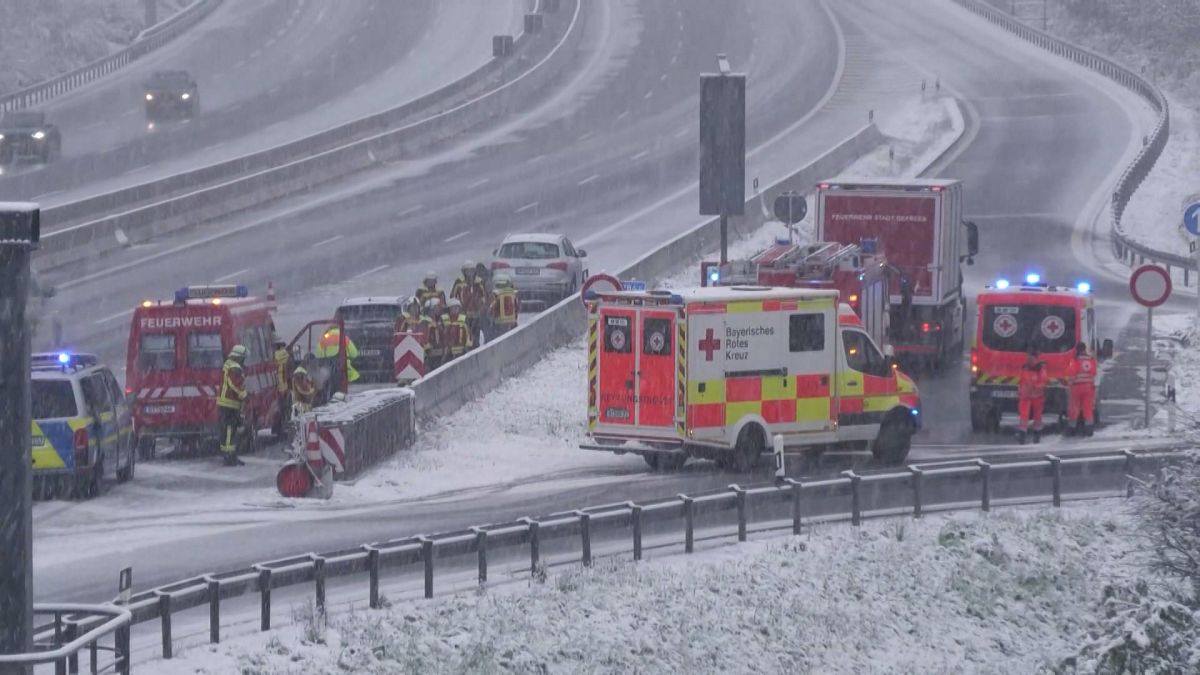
[126,285,283,457]
[969,276,1113,432]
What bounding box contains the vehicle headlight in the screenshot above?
[145,93,154,101]
[32,130,45,140]
[0,133,5,141]
[181,93,190,100]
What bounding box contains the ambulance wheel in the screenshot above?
[731,425,765,473]
[872,412,912,465]
[136,436,156,461]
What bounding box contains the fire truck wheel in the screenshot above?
[731,425,765,473]
[872,413,912,465]
[136,436,156,461]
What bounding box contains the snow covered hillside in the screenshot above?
[0,0,185,94]
[156,506,1141,674]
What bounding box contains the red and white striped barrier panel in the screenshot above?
[394,331,425,384]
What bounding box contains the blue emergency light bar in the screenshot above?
[1076,281,1092,294]
[31,352,98,371]
[175,284,249,303]
[994,278,1010,290]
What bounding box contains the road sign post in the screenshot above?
[0,204,38,670]
[1130,264,1173,431]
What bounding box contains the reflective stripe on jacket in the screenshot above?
[217,359,247,410]
[274,348,290,393]
[443,315,472,356]
[492,289,519,325]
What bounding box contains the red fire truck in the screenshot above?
[701,239,895,352]
[815,179,980,371]
[969,275,1113,432]
[126,285,285,457]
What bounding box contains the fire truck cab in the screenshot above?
[582,286,921,472]
[969,276,1113,432]
[126,285,284,457]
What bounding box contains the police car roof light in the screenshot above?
[994,278,1010,290]
[1025,273,1041,285]
[1076,281,1091,294]
[57,352,70,364]
[31,352,98,370]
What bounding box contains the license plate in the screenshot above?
[361,349,381,356]
[516,267,540,275]
[604,407,629,419]
[143,404,176,414]
[991,390,1018,399]
[32,436,45,447]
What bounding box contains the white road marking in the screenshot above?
[577,131,593,141]
[630,149,650,161]
[95,308,134,325]
[466,177,491,189]
[660,73,668,82]
[643,90,654,100]
[250,49,261,59]
[397,204,423,217]
[353,264,390,280]
[616,110,629,120]
[234,59,246,69]
[312,234,344,248]
[577,174,600,186]
[528,154,546,163]
[675,128,690,139]
[120,109,136,118]
[514,201,539,214]
[215,268,249,282]
[443,230,471,243]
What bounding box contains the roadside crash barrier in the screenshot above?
[0,0,223,113]
[87,449,1175,669]
[34,0,587,272]
[950,0,1184,280]
[411,123,885,419]
[298,388,416,481]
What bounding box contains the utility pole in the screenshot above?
[0,203,38,673]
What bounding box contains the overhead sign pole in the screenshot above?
[1130,264,1172,431]
[699,55,746,264]
[0,203,38,671]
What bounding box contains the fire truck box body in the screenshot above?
[816,179,970,367]
[970,283,1108,431]
[584,287,920,467]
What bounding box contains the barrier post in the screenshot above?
[206,576,220,643]
[257,566,272,631]
[1047,455,1062,507]
[1123,450,1136,498]
[630,504,643,561]
[420,538,434,599]
[313,556,326,612]
[730,484,747,542]
[783,478,803,534]
[576,511,592,567]
[522,519,541,576]
[977,460,991,512]
[843,471,862,526]
[679,494,694,553]
[366,546,380,609]
[909,466,923,518]
[157,593,172,659]
[472,528,488,584]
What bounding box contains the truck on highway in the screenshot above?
[581,286,920,472]
[815,179,979,371]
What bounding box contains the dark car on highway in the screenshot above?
[0,110,61,165]
[144,70,199,122]
[335,297,404,383]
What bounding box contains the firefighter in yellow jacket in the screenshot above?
[490,274,519,338]
[217,345,249,466]
[443,298,473,360]
[273,335,291,426]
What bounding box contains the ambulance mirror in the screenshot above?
[1100,339,1114,360]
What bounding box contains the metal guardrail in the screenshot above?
[0,0,223,113]
[0,603,131,674]
[96,450,1164,669]
[34,0,581,273]
[951,0,1188,280]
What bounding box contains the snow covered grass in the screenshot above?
[154,505,1142,674]
[0,0,186,94]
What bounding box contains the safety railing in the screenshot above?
[0,0,223,113]
[951,0,1187,280]
[34,0,582,272]
[98,449,1171,670]
[0,603,132,674]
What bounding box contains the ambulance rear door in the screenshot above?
[594,303,678,436]
[596,306,637,428]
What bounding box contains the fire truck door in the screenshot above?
[637,311,676,427]
[598,308,637,425]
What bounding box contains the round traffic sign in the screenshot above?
[1185,202,1200,237]
[580,273,623,307]
[1130,264,1172,308]
[773,191,807,224]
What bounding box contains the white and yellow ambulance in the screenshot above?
[582,286,920,471]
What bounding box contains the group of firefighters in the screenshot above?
[409,261,520,370]
[1015,341,1098,444]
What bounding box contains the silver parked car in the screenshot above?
[491,233,588,306]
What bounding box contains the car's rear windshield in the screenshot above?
[337,305,399,322]
[982,303,1076,354]
[138,333,176,372]
[188,332,224,369]
[32,380,77,419]
[498,242,560,260]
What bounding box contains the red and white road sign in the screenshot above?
[1130,264,1172,308]
[580,273,622,307]
[393,331,425,382]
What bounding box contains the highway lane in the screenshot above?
[0,0,521,209]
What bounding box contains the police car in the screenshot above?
[31,353,135,499]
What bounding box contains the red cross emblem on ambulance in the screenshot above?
[699,328,720,361]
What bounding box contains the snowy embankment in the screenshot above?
[334,96,964,503]
[156,505,1140,674]
[0,0,185,94]
[1119,97,1200,255]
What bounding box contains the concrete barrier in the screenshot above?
[35,0,588,272]
[0,0,223,112]
[413,123,884,419]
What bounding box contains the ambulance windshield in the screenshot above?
[982,303,1075,354]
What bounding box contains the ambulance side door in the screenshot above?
[838,328,894,441]
[597,307,637,426]
[782,309,836,434]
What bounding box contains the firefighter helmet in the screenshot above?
[462,260,476,271]
[494,274,512,288]
[423,271,437,285]
[229,344,248,360]
[447,298,462,312]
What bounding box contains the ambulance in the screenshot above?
[126,285,284,457]
[582,286,921,472]
[969,275,1113,432]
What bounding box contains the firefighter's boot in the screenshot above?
[1016,430,1026,445]
[1032,429,1041,444]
